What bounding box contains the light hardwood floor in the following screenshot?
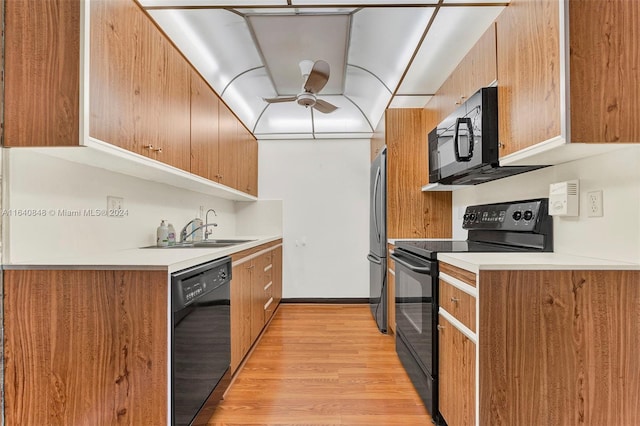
[208,304,432,425]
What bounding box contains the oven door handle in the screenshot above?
[390,252,432,274]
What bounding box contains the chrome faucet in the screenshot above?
[179,217,218,243]
[204,209,217,240]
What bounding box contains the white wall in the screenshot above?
[259,139,370,299]
[453,146,640,263]
[5,149,281,263]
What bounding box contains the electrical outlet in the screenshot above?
[107,196,124,217]
[587,190,603,217]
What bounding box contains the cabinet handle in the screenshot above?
[455,95,466,105]
[499,142,506,149]
[450,297,459,304]
[247,265,255,270]
[154,147,163,153]
[144,144,154,150]
[437,324,445,331]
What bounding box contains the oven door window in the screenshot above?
[394,256,435,375]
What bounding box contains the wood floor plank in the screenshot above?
[208,304,431,425]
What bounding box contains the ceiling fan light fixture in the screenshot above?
[296,92,317,107]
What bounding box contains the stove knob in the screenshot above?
[463,214,470,221]
[469,213,477,221]
[219,271,227,280]
[523,210,534,221]
[512,211,522,221]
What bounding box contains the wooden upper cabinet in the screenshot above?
[568,1,640,143]
[495,0,561,158]
[5,0,81,147]
[237,125,259,197]
[190,70,220,181]
[430,23,497,123]
[385,109,452,239]
[496,0,639,159]
[218,103,240,189]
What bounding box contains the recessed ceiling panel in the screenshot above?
[397,6,504,95]
[148,9,263,92]
[312,96,373,134]
[348,7,434,90]
[247,14,349,95]
[253,102,313,135]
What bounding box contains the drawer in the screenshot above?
[264,280,273,299]
[440,262,476,288]
[439,279,476,332]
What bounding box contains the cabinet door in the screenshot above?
[231,261,253,373]
[150,39,191,170]
[190,70,220,181]
[496,0,561,157]
[237,125,258,196]
[5,0,80,147]
[90,0,147,155]
[218,103,239,189]
[439,316,475,426]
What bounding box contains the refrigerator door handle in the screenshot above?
[372,167,381,244]
[367,254,382,265]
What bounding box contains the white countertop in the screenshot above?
[3,235,282,273]
[437,252,640,274]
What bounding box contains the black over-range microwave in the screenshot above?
[428,86,545,185]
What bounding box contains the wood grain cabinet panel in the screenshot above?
[439,279,476,333]
[237,125,259,196]
[231,260,253,373]
[385,109,452,239]
[479,269,640,425]
[190,70,221,181]
[439,316,475,426]
[3,269,168,425]
[5,0,81,147]
[495,0,561,157]
[218,103,240,189]
[569,0,640,143]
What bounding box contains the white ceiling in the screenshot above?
[140,0,508,139]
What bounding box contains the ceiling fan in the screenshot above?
[263,60,338,114]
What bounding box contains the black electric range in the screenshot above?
[391,198,552,425]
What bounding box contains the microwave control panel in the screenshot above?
[463,199,548,232]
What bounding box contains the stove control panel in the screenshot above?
[462,199,549,232]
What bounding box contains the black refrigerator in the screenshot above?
[367,147,387,333]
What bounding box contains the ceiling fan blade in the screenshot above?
[303,60,330,94]
[313,99,338,114]
[263,96,297,104]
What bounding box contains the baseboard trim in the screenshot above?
[281,298,369,304]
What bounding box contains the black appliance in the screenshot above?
[171,256,232,426]
[367,147,387,333]
[391,198,552,424]
[428,87,545,185]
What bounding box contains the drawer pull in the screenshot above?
[264,264,272,272]
[264,297,274,310]
[264,282,273,291]
[450,297,460,304]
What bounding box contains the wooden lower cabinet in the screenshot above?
[3,269,168,425]
[438,316,475,426]
[437,265,640,426]
[230,241,283,374]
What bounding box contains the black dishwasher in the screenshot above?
[171,256,232,426]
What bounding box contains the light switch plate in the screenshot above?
[107,196,124,217]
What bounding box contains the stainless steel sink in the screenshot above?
[142,239,255,249]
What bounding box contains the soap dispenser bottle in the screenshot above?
[167,223,176,246]
[157,220,169,247]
